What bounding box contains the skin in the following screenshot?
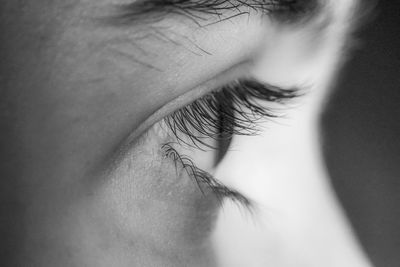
[0,0,373,266]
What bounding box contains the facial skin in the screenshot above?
[0,0,372,266]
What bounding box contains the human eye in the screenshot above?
[159,78,299,206]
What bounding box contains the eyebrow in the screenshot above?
[109,0,321,26]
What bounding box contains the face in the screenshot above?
[0,0,372,266]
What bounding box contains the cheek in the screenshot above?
[82,125,221,264]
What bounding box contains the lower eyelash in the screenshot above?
[162,143,252,208]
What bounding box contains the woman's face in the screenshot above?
[0,0,370,266]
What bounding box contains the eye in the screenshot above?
[153,78,300,208]
[96,0,318,258]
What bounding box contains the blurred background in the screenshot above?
[323,2,400,267]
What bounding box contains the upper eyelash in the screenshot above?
[163,79,300,149]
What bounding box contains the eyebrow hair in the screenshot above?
[109,0,321,26]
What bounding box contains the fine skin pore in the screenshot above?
[0,0,372,266]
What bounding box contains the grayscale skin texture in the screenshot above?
[0,0,372,267]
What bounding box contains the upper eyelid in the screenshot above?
[102,61,250,168]
[108,75,300,172]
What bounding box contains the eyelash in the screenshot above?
[162,79,300,207]
[162,143,252,207]
[112,0,318,26]
[164,79,299,148]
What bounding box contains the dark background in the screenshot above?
[323,2,400,267]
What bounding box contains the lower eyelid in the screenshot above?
[139,119,249,204]
[120,123,223,241]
